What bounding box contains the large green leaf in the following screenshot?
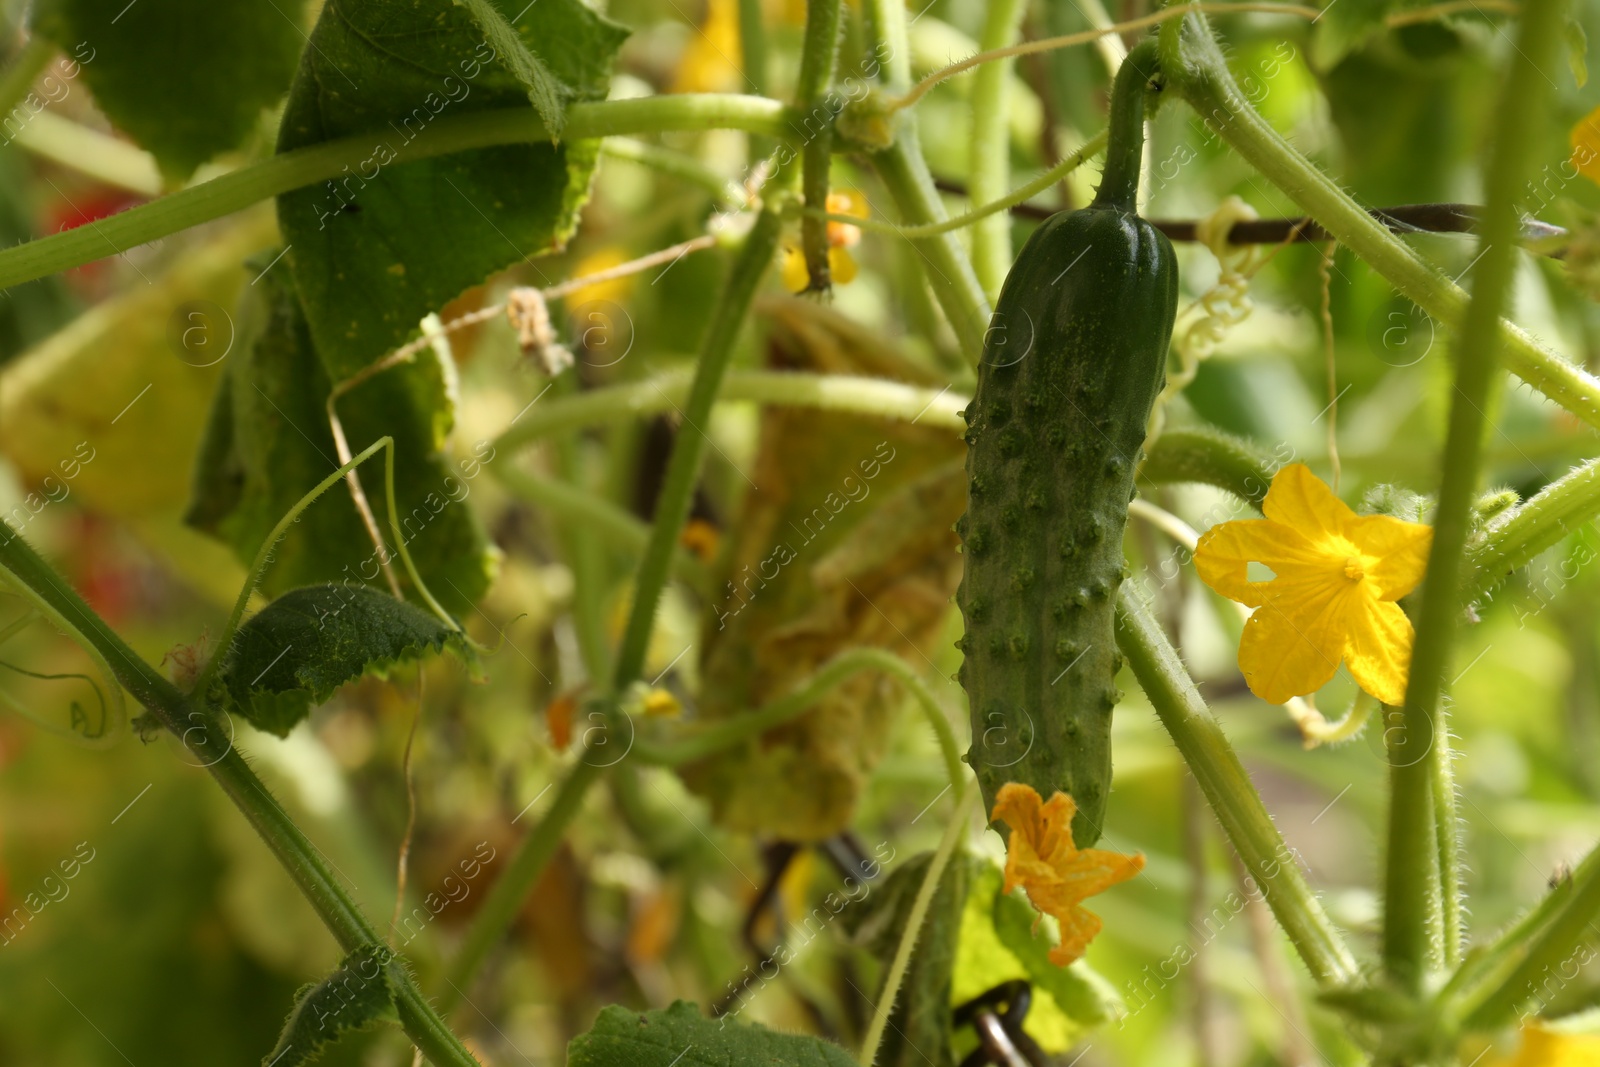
[186,262,496,616]
[567,1001,859,1067]
[219,585,467,737]
[263,944,397,1067]
[30,0,300,180]
[274,0,629,375]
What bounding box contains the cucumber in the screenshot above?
[957,40,1178,847]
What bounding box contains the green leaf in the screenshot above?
[30,0,299,180]
[567,1001,859,1067]
[951,863,1120,1052]
[186,262,496,617]
[452,0,569,136]
[274,0,629,375]
[219,585,467,738]
[1310,0,1394,71]
[264,944,398,1067]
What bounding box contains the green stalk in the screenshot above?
[859,784,974,1066]
[817,128,1106,239]
[968,0,1028,300]
[440,745,607,1013]
[612,203,786,688]
[1440,837,1600,1029]
[0,95,793,291]
[0,525,479,1067]
[1157,11,1600,432]
[1380,0,1566,992]
[493,464,711,596]
[1092,40,1159,212]
[0,37,52,127]
[736,0,771,160]
[494,369,966,452]
[552,387,613,684]
[871,133,993,359]
[630,647,965,793]
[1140,426,1278,507]
[796,0,844,291]
[1459,855,1600,1031]
[1466,457,1600,603]
[858,0,990,358]
[1116,585,1359,987]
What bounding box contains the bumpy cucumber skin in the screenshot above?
[957,205,1177,847]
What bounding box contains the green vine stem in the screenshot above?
[968,0,1028,300]
[493,464,712,596]
[1440,835,1600,1030]
[871,136,993,359]
[1157,11,1600,433]
[440,742,608,1014]
[815,128,1107,239]
[1380,0,1565,992]
[495,369,965,452]
[0,94,793,291]
[1465,456,1600,601]
[859,784,974,1066]
[796,0,844,291]
[612,203,786,688]
[1115,584,1360,987]
[630,647,965,793]
[858,0,991,358]
[0,525,480,1067]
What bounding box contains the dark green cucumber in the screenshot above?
[957,40,1177,847]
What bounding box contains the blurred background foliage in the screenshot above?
[0,0,1596,1063]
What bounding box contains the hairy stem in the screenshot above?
[0,525,479,1066]
[1116,585,1359,987]
[797,0,843,290]
[0,95,793,290]
[1382,0,1566,991]
[1157,10,1600,433]
[611,204,785,688]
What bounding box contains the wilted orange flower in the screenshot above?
[991,783,1145,966]
[1194,464,1432,706]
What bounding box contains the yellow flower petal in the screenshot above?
[1194,463,1432,706]
[829,246,858,284]
[780,245,809,293]
[1263,463,1358,546]
[1342,594,1414,706]
[1344,513,1432,601]
[1195,518,1339,608]
[1237,583,1351,704]
[990,783,1144,967]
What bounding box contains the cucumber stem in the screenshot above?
[1091,38,1159,211]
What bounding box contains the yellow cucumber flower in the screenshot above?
[780,190,867,293]
[1193,463,1432,706]
[991,783,1145,967]
[1482,1022,1600,1066]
